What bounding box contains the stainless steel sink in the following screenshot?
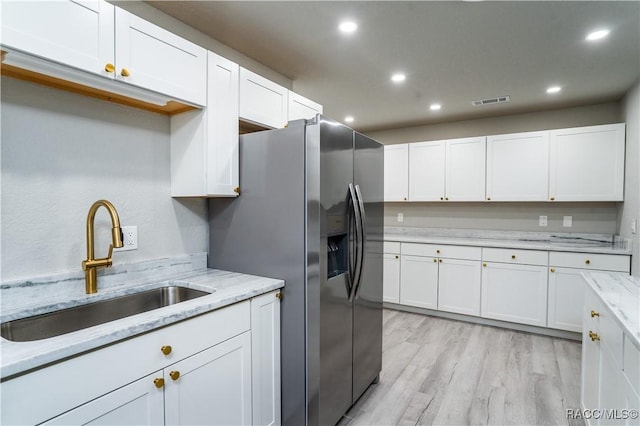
[0,286,211,342]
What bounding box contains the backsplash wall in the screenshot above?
[1,77,209,282]
[385,202,620,234]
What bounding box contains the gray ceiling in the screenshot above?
[146,1,640,132]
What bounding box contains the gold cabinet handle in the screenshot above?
[395,255,399,259]
[482,263,487,267]
[487,197,491,201]
[590,310,600,318]
[585,259,591,265]
[445,197,449,201]
[169,371,181,381]
[234,186,241,194]
[433,258,437,263]
[403,197,407,201]
[438,258,443,263]
[511,255,516,260]
[440,197,444,201]
[120,67,130,77]
[550,268,555,273]
[436,249,440,254]
[161,345,172,356]
[550,196,555,201]
[589,331,600,342]
[105,63,115,73]
[154,378,165,388]
[275,292,283,300]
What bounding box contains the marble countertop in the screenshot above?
[0,264,283,379]
[384,227,632,255]
[582,271,640,349]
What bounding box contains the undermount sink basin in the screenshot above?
[1,286,211,342]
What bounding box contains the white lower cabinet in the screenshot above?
[383,252,401,303]
[437,258,481,316]
[481,261,548,327]
[42,373,165,425]
[400,254,438,309]
[165,332,252,426]
[1,293,282,426]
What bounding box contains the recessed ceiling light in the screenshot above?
[391,73,406,83]
[338,21,358,34]
[586,29,610,41]
[430,104,442,111]
[344,116,354,123]
[546,86,562,94]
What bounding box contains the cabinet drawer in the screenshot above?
[550,252,630,272]
[401,243,481,260]
[482,248,548,266]
[384,241,401,254]
[623,335,640,396]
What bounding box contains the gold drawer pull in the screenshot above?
[105,63,115,73]
[395,255,399,259]
[550,268,555,273]
[433,258,437,263]
[511,255,516,260]
[589,331,600,342]
[276,292,283,300]
[169,371,180,381]
[438,259,443,263]
[585,259,591,265]
[487,197,491,201]
[591,310,600,318]
[436,249,440,254]
[120,67,130,77]
[161,345,172,356]
[440,197,444,201]
[233,186,241,194]
[482,263,487,267]
[550,196,555,201]
[154,378,165,388]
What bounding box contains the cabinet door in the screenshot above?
[548,267,586,332]
[114,8,207,106]
[486,131,549,201]
[288,91,323,121]
[239,68,288,129]
[549,123,625,201]
[1,0,115,78]
[409,141,445,201]
[384,144,409,201]
[622,377,640,426]
[383,253,401,303]
[481,262,548,326]
[445,137,486,201]
[42,373,164,426]
[438,258,481,316]
[165,332,252,426]
[599,345,623,426]
[251,291,282,426]
[400,255,438,309]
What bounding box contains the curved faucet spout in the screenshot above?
[82,200,124,294]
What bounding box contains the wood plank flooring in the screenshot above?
[339,309,584,426]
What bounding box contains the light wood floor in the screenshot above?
[339,309,585,426]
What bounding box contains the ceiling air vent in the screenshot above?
[472,95,511,106]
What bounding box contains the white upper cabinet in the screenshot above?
[384,144,409,201]
[1,0,115,77]
[288,91,323,121]
[486,131,549,201]
[114,8,206,106]
[171,51,239,197]
[446,137,486,201]
[1,0,207,107]
[239,68,289,129]
[549,123,626,201]
[409,141,446,201]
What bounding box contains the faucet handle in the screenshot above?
[107,244,114,260]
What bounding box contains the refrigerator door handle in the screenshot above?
[348,183,362,302]
[354,184,367,299]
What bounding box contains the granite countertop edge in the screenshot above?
[383,232,632,255]
[0,269,284,380]
[581,271,640,349]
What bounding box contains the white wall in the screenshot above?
[1,77,208,282]
[619,81,640,276]
[368,102,623,233]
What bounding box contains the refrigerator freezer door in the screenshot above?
[317,118,355,426]
[352,132,384,403]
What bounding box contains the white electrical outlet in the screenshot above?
[563,216,573,228]
[632,218,638,235]
[115,226,138,251]
[397,213,404,223]
[539,215,548,227]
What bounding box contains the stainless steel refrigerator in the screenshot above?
[208,115,383,426]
